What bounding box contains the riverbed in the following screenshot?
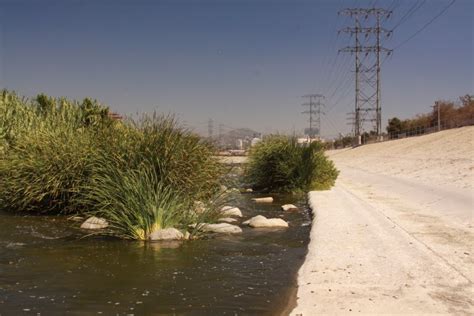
[0,193,310,315]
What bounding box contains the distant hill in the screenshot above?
[216,128,261,149]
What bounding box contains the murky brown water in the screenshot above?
[0,193,310,315]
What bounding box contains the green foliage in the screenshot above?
[77,157,223,240]
[245,136,339,193]
[0,90,226,240]
[0,90,112,213]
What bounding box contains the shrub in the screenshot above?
[0,91,111,213]
[0,90,226,240]
[245,136,338,192]
[77,157,223,240]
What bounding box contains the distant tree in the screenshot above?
[386,117,403,134]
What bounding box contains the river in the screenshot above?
[0,193,310,315]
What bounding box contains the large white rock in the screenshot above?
[281,204,298,211]
[80,216,109,229]
[198,223,242,234]
[220,206,243,217]
[149,228,184,241]
[218,217,238,223]
[244,215,289,228]
[252,197,273,203]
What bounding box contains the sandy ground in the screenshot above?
[291,126,474,315]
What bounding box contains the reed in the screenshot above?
[0,90,226,239]
[245,136,338,192]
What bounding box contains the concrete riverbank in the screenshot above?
[291,126,474,315]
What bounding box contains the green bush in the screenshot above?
[0,90,111,213]
[245,136,339,192]
[77,156,223,240]
[0,90,226,239]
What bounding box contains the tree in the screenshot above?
[386,117,403,135]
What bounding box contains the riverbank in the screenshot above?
[291,126,474,315]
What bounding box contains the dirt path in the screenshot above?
[291,128,474,315]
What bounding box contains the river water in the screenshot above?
[0,193,310,315]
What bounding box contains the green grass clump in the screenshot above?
[0,91,112,213]
[78,158,223,240]
[245,136,339,192]
[0,90,226,240]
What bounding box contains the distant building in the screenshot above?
[236,139,243,150]
[251,137,261,146]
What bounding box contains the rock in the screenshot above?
[184,231,191,240]
[80,216,109,229]
[220,185,228,192]
[242,215,265,226]
[245,188,253,193]
[218,217,238,223]
[252,197,273,203]
[198,223,242,234]
[221,206,243,217]
[194,201,206,214]
[149,228,184,241]
[245,215,289,228]
[281,204,298,211]
[70,216,84,222]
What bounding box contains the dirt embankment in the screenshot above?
[291,126,474,315]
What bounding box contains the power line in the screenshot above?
[393,0,456,49]
[391,0,427,31]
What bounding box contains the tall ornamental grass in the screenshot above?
[0,91,112,213]
[0,90,226,240]
[245,136,339,192]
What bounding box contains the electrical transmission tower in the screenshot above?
[339,8,393,143]
[207,118,214,139]
[346,111,356,136]
[302,94,325,140]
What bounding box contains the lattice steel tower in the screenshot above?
[302,94,325,140]
[339,8,393,141]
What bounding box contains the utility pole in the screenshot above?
[302,94,325,140]
[208,118,214,139]
[339,8,393,144]
[218,123,224,148]
[431,102,441,132]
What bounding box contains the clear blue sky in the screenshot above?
[0,0,472,138]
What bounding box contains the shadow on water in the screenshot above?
[0,193,311,315]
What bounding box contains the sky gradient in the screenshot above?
[1,0,472,138]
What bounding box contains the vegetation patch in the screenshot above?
[0,90,226,240]
[244,136,339,193]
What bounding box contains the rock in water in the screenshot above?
[220,206,243,217]
[198,223,242,234]
[281,204,298,211]
[80,216,109,229]
[149,228,184,241]
[244,215,288,228]
[218,217,238,223]
[252,197,273,203]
